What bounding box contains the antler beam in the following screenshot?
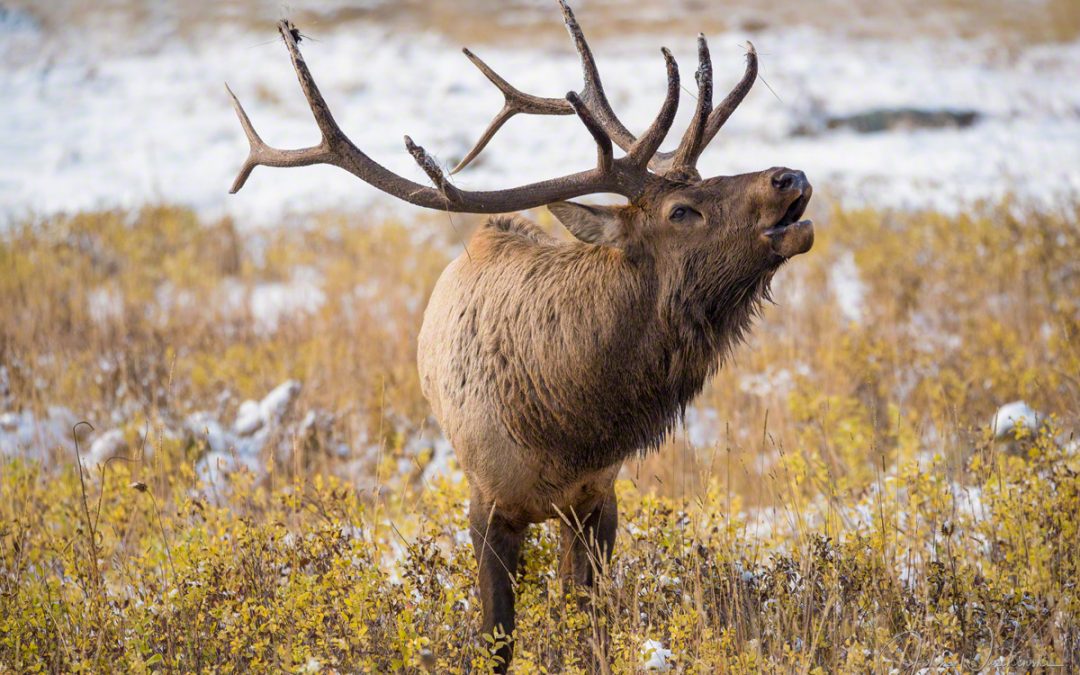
[228,20,663,213]
[228,1,759,213]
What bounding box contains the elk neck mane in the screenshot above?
[467,215,775,470]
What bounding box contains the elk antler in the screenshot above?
[452,0,757,178]
[669,35,713,178]
[228,20,682,213]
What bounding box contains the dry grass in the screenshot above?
[0,206,464,465]
[10,0,1080,51]
[1,199,1078,672]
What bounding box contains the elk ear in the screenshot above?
[548,201,627,247]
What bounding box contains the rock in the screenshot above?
[793,107,980,137]
[827,108,979,134]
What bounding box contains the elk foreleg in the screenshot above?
[470,499,525,674]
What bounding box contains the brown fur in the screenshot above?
[417,167,814,670]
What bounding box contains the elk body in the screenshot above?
[227,4,814,671]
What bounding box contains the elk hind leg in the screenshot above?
[559,487,618,587]
[558,487,618,672]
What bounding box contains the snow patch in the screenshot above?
[221,269,325,333]
[0,406,79,460]
[2,22,1080,221]
[195,450,263,489]
[682,407,719,448]
[641,639,673,671]
[191,380,301,490]
[0,366,9,408]
[991,400,1042,439]
[419,434,460,483]
[87,286,124,323]
[739,368,796,398]
[829,250,866,323]
[84,428,129,468]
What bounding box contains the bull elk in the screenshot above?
[227,2,814,670]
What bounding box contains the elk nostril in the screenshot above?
[772,172,797,191]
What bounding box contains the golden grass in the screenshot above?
[0,199,1078,672]
[11,0,1080,49]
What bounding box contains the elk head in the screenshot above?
[225,2,814,278]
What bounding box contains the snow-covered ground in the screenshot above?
[2,7,1079,225]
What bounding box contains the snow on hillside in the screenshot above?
[2,8,1079,224]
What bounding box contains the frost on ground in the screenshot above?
[0,377,459,500]
[190,379,305,491]
[2,10,1080,223]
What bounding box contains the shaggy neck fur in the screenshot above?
[650,245,776,451]
[473,217,776,473]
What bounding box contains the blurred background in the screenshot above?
[3,0,1079,222]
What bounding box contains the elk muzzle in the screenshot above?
[763,170,814,258]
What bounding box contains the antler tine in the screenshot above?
[669,35,713,174]
[226,20,369,194]
[565,91,613,173]
[449,48,574,175]
[404,136,463,203]
[649,41,757,175]
[557,0,637,151]
[226,84,260,193]
[226,83,332,194]
[701,42,757,148]
[627,48,680,168]
[447,4,756,181]
[452,1,646,175]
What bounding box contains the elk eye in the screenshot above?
[670,206,688,221]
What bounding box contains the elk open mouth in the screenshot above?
[763,193,814,258]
